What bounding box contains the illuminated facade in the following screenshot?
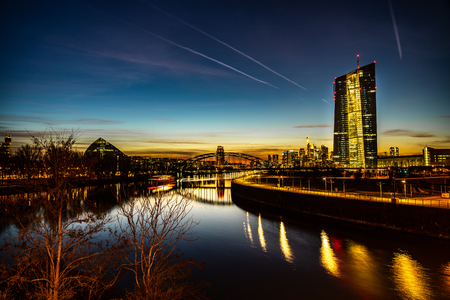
[390,147,399,157]
[85,137,129,176]
[85,137,126,158]
[423,147,450,167]
[333,62,377,168]
[0,135,12,158]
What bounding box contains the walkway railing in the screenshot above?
[235,176,450,209]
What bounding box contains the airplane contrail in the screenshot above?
[75,1,280,90]
[388,0,402,60]
[146,2,307,90]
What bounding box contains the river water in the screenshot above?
[174,173,450,300]
[2,172,450,299]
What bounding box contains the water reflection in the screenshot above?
[346,240,384,298]
[258,214,267,253]
[320,230,340,277]
[391,251,432,300]
[280,221,293,263]
[245,212,254,246]
[181,188,232,205]
[442,262,450,294]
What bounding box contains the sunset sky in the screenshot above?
[1,0,449,159]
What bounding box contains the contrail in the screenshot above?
[388,0,402,60]
[146,2,307,90]
[74,1,279,90]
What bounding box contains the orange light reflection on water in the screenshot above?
[280,221,293,263]
[391,252,433,300]
[320,230,340,278]
[258,214,267,252]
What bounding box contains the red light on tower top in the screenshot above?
[357,54,360,69]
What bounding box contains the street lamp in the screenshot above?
[376,181,385,198]
[323,177,327,192]
[402,180,406,198]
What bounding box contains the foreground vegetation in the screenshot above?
[0,130,207,299]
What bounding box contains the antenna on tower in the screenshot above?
[357,54,360,69]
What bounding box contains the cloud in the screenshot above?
[124,149,201,158]
[75,119,124,124]
[24,101,89,116]
[438,115,450,118]
[432,135,450,143]
[144,140,206,145]
[382,129,435,138]
[154,117,178,122]
[293,125,331,128]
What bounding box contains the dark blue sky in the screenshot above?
[1,0,449,158]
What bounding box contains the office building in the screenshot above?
[333,59,377,168]
[423,147,450,167]
[390,147,399,157]
[0,135,12,169]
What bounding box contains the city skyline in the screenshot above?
[1,0,449,159]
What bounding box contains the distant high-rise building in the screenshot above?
[333,59,377,168]
[0,135,11,158]
[390,147,399,157]
[216,146,225,167]
[0,135,12,168]
[273,154,279,165]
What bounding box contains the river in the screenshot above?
[175,172,450,300]
[2,172,450,299]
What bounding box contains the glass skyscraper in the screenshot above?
[333,62,377,168]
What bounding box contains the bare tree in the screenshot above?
[116,191,208,299]
[1,130,121,300]
[11,143,42,181]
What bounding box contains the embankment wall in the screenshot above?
[231,181,450,239]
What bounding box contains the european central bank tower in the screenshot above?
[333,61,377,168]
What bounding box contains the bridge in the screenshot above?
[185,146,267,168]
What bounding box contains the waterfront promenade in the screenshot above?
[238,175,450,209]
[232,175,450,239]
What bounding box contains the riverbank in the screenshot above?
[231,178,450,239]
[0,174,151,195]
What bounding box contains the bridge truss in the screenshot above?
[186,152,267,165]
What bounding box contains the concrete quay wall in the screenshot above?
[231,180,450,239]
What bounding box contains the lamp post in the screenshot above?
[376,182,385,198]
[329,179,334,193]
[402,180,406,198]
[323,177,327,192]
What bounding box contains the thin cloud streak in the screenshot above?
[155,117,178,122]
[77,1,280,90]
[148,2,307,90]
[388,0,402,60]
[24,100,89,116]
[293,125,331,128]
[382,129,435,138]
